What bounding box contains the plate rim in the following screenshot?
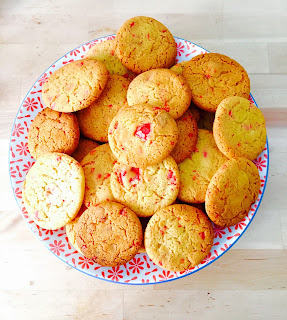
[8,35,270,285]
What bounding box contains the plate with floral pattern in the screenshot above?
[9,35,269,284]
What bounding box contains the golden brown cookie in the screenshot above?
[144,204,214,271]
[108,105,178,168]
[170,109,198,163]
[75,202,143,266]
[84,39,135,80]
[213,96,266,160]
[189,103,201,123]
[178,129,228,203]
[42,59,108,112]
[205,157,260,227]
[80,144,116,207]
[28,107,80,159]
[22,153,85,230]
[77,75,130,142]
[110,156,180,217]
[183,53,250,112]
[127,68,192,119]
[71,138,99,163]
[115,16,177,74]
[170,60,189,75]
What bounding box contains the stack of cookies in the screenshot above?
[23,16,266,272]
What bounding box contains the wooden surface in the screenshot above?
[1,0,287,319]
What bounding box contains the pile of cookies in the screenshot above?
[23,16,266,272]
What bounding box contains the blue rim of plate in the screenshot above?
[9,35,270,285]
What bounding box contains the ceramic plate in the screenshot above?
[9,35,269,284]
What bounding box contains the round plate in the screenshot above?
[9,35,269,285]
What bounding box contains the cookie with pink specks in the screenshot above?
[42,59,108,112]
[75,201,143,267]
[22,152,85,230]
[144,204,214,271]
[80,144,116,207]
[213,96,266,160]
[71,138,99,163]
[110,156,180,217]
[178,129,228,203]
[108,104,178,168]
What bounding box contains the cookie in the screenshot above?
[183,53,250,112]
[75,202,143,266]
[42,59,108,112]
[77,75,130,142]
[213,96,266,160]
[144,204,214,271]
[197,108,215,131]
[189,103,200,123]
[84,39,135,80]
[22,153,85,230]
[28,108,80,159]
[108,105,178,167]
[71,138,99,163]
[115,16,177,74]
[127,68,191,119]
[170,109,198,163]
[80,144,116,207]
[205,157,260,227]
[110,156,180,217]
[178,129,228,203]
[170,60,189,75]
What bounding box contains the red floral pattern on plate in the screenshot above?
[9,36,269,285]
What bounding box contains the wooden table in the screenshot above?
[1,1,286,319]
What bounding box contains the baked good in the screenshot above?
[22,153,85,230]
[170,60,189,75]
[144,204,214,271]
[213,96,266,160]
[110,156,180,217]
[170,109,198,163]
[127,68,191,119]
[84,39,135,80]
[75,202,143,266]
[28,107,80,159]
[182,53,250,112]
[115,16,177,74]
[189,104,201,123]
[205,157,260,227]
[108,105,178,167]
[80,144,116,207]
[42,59,108,112]
[71,138,99,163]
[178,129,227,203]
[77,75,130,142]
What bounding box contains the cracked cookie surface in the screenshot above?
[127,68,191,119]
[108,104,178,167]
[77,75,130,142]
[28,107,80,159]
[170,60,189,75]
[22,152,85,230]
[115,16,177,74]
[183,53,250,112]
[178,129,228,203]
[170,109,198,163]
[75,201,143,266]
[84,39,135,80]
[213,96,266,160]
[110,156,180,217]
[80,144,116,207]
[71,138,99,163]
[205,157,260,227]
[42,59,108,112]
[144,204,214,271]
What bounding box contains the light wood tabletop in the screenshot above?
[1,0,287,319]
